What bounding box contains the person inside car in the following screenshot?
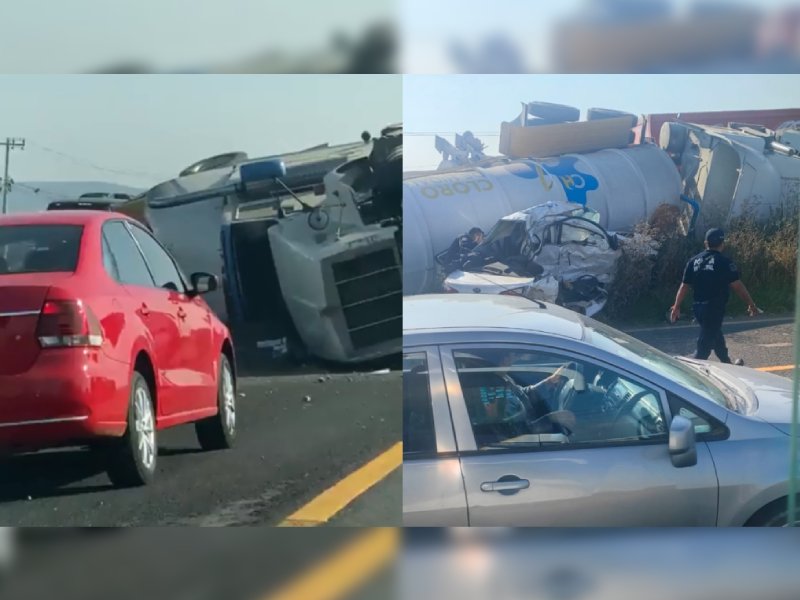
[439,227,485,273]
[471,355,576,436]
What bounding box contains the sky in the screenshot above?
[400,0,794,72]
[0,75,401,188]
[404,74,800,171]
[0,1,392,72]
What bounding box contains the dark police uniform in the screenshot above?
[681,249,740,363]
[440,231,482,273]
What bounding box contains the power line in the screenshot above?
[26,140,170,181]
[13,182,61,199]
[1,138,25,215]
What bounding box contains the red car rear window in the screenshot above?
[0,224,83,274]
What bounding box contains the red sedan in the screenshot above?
[0,211,237,486]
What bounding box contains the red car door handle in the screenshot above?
[140,303,150,316]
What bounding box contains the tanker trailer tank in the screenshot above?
[403,142,681,295]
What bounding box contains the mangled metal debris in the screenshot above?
[660,120,800,237]
[440,201,621,316]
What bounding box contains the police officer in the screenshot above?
[669,228,760,364]
[440,227,485,273]
[462,227,485,253]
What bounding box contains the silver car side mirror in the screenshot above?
[669,415,697,468]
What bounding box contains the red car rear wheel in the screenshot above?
[105,371,157,487]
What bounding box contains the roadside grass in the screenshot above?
[600,204,798,327]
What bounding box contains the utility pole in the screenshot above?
[1,138,25,215]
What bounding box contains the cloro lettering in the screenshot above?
[417,178,493,199]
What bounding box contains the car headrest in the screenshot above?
[24,249,59,272]
[558,368,586,393]
[573,371,586,392]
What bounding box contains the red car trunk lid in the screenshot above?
[0,275,70,376]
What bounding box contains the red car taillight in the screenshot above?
[36,299,103,348]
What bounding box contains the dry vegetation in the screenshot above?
[603,203,798,324]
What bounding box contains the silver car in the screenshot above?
[403,294,798,526]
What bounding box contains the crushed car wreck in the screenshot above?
[438,201,621,316]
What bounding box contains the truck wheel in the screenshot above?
[526,102,580,122]
[179,151,248,177]
[106,372,157,487]
[524,116,561,127]
[661,122,688,154]
[587,108,638,127]
[195,354,237,450]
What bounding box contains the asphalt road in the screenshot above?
[2,528,393,600]
[623,314,795,374]
[0,371,401,527]
[0,314,792,528]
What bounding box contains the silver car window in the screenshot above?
[449,347,668,451]
[403,347,457,456]
[403,352,437,456]
[559,219,610,250]
[582,318,732,411]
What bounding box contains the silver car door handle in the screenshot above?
[480,478,530,493]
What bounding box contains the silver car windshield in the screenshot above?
[582,318,734,412]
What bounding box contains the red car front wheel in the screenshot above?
[195,354,236,451]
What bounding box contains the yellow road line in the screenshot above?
[279,442,402,527]
[756,364,796,372]
[263,528,398,600]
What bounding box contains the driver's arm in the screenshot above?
[540,365,567,388]
[517,367,567,400]
[518,368,567,412]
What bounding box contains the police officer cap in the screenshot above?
[705,228,725,246]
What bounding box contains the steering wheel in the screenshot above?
[611,391,666,437]
[598,384,618,414]
[499,400,527,424]
[553,361,580,411]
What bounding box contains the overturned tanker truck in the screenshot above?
[661,119,800,237]
[116,124,403,364]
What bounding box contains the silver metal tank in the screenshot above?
[403,143,681,295]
